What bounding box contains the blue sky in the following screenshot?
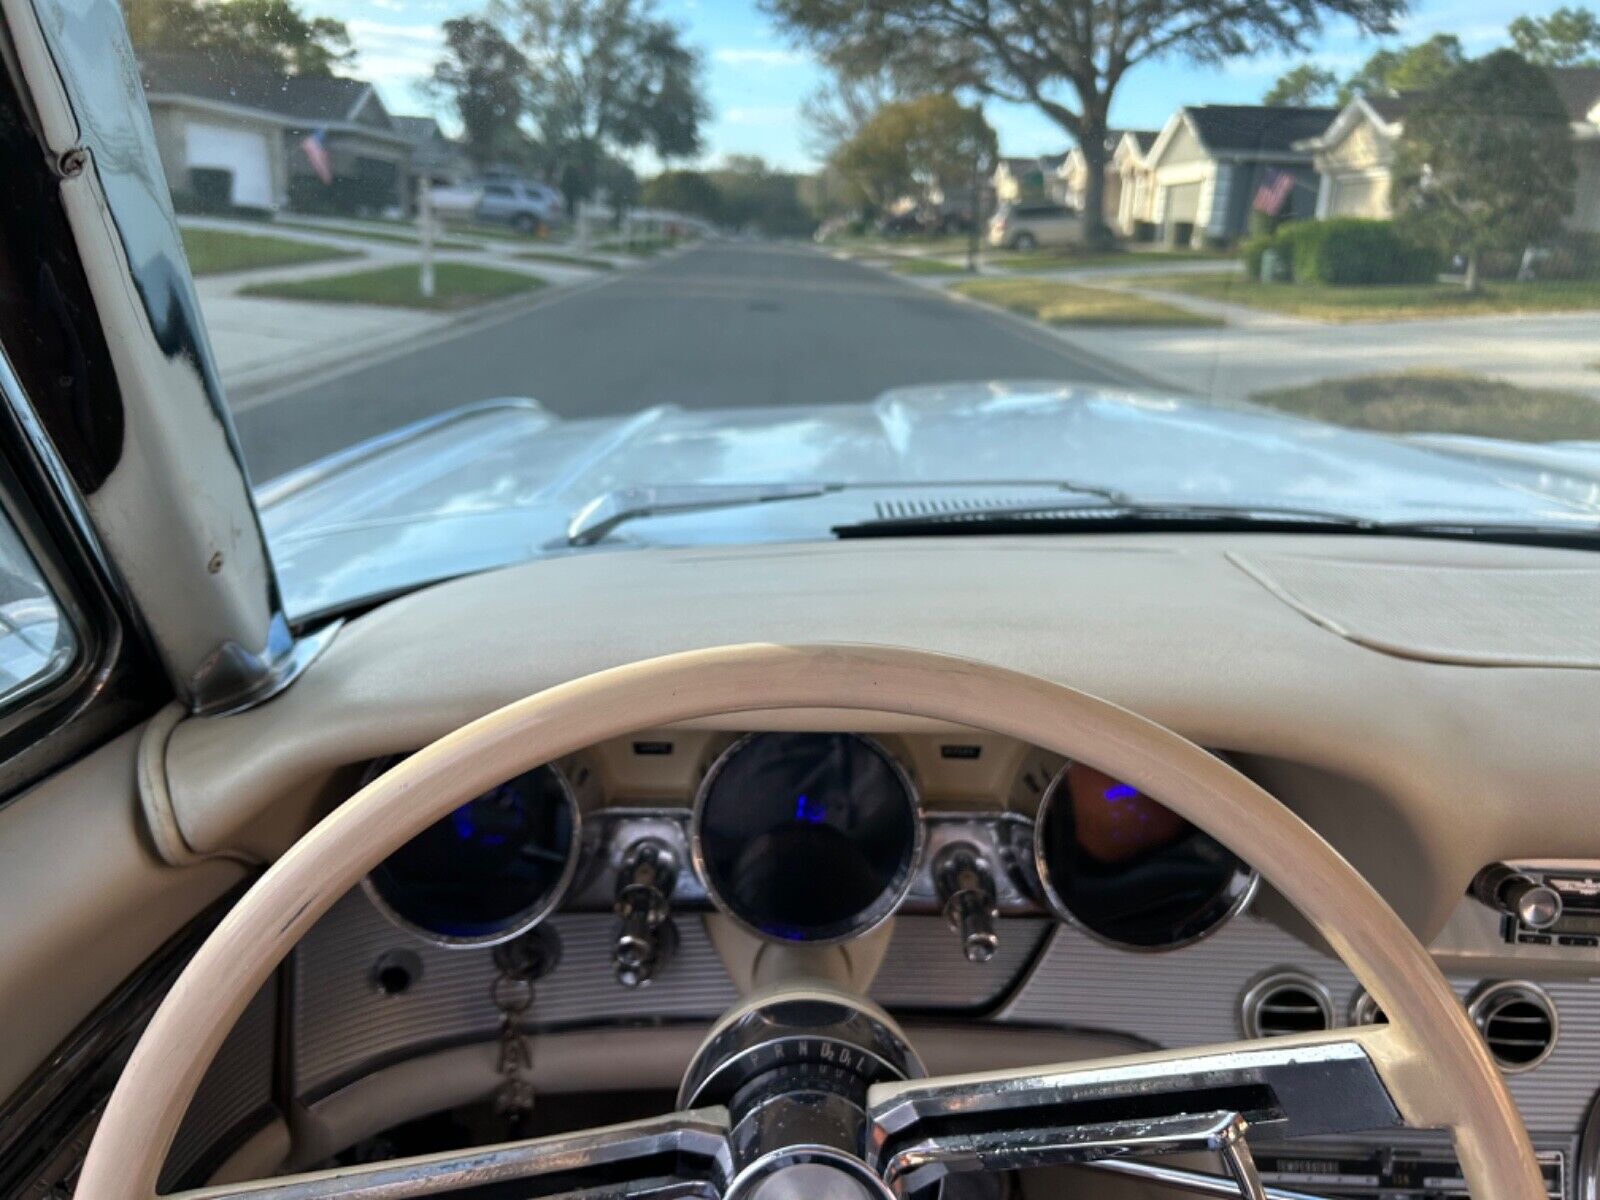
[319,0,1586,170]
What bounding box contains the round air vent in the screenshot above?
[1470,982,1557,1073]
[1351,989,1387,1027]
[1242,972,1333,1039]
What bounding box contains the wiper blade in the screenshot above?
[567,479,1130,546]
[834,502,1600,548]
[834,501,1374,539]
[567,483,837,545]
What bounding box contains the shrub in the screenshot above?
[187,167,234,214]
[1247,218,1443,285]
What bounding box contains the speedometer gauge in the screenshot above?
[1034,761,1256,950]
[364,758,580,946]
[692,733,922,944]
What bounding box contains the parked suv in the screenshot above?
[988,202,1079,249]
[428,177,565,234]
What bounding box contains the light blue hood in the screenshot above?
[258,381,1600,619]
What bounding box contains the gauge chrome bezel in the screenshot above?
[359,754,584,949]
[690,731,925,947]
[1032,759,1258,953]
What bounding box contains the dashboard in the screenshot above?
[154,727,1578,1200]
[355,731,1257,962]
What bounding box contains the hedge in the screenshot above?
[1247,218,1443,286]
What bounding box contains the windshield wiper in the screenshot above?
[567,483,839,545]
[833,502,1600,548]
[567,479,1130,546]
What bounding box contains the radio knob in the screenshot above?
[1471,863,1563,931]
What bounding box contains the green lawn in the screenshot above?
[240,262,545,311]
[986,248,1237,272]
[179,227,357,276]
[516,248,618,270]
[1252,371,1600,442]
[889,257,972,276]
[272,218,483,252]
[1132,272,1600,321]
[949,276,1223,327]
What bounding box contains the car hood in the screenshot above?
[258,380,1600,618]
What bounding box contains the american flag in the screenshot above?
[1253,168,1295,217]
[300,128,332,185]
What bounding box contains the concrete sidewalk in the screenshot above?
[1053,306,1600,401]
[184,215,621,397]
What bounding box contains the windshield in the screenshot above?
[123,0,1600,616]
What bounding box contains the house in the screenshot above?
[139,51,415,215]
[991,156,1058,206]
[1057,129,1160,231]
[1111,130,1161,238]
[1143,105,1337,246]
[1301,69,1600,231]
[394,116,472,190]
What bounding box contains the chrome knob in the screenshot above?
[1471,863,1563,931]
[613,840,677,986]
[935,844,999,963]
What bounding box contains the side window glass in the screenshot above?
[0,513,76,707]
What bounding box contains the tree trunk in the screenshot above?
[1464,248,1480,293]
[1076,110,1112,249]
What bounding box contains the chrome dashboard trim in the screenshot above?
[1032,759,1260,953]
[688,732,926,947]
[358,756,584,950]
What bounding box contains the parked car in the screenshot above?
[988,202,1079,249]
[426,177,565,233]
[875,210,925,238]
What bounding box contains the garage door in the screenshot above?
[185,124,274,209]
[1328,174,1387,219]
[1164,181,1202,222]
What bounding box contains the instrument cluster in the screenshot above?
[357,732,1258,972]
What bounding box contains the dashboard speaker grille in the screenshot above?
[1471,982,1557,1073]
[1242,972,1333,1038]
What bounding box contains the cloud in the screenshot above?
[346,18,447,104]
[712,47,805,67]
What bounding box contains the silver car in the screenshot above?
[987,202,1080,249]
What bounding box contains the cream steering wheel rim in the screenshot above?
[76,643,1543,1199]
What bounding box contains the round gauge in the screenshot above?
[692,733,922,944]
[1033,761,1256,950]
[364,759,580,946]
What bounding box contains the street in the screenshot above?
[232,240,1129,480]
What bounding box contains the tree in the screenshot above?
[641,170,724,222]
[1509,6,1600,67]
[124,0,353,75]
[1338,33,1463,102]
[1264,63,1338,105]
[800,69,900,158]
[502,0,708,208]
[428,18,528,169]
[764,0,1403,246]
[709,157,815,235]
[1392,49,1576,291]
[829,95,996,216]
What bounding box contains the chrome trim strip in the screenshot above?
[175,1111,733,1200]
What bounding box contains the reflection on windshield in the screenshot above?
[114,0,1600,610]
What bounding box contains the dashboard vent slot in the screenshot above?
[1471,982,1557,1073]
[873,495,1050,521]
[1242,973,1333,1038]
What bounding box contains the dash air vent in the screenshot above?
[1470,982,1557,1073]
[1242,973,1333,1038]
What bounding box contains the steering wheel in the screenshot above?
[75,644,1543,1200]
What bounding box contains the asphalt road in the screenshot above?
[233,240,1129,480]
